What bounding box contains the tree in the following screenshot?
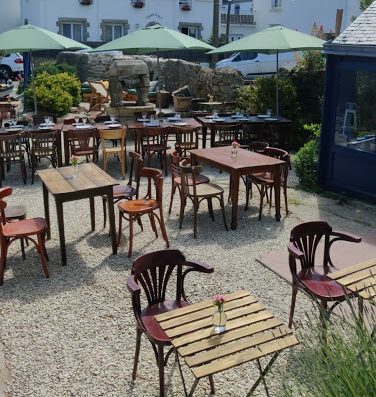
[360,0,374,11]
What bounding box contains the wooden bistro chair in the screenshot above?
[0,133,27,187]
[127,248,214,397]
[99,128,127,179]
[30,130,58,184]
[102,151,143,229]
[117,168,169,257]
[173,125,199,157]
[141,127,170,176]
[213,123,242,147]
[245,147,289,219]
[0,186,49,285]
[288,221,361,328]
[67,128,98,164]
[179,160,228,238]
[168,150,209,214]
[88,80,110,111]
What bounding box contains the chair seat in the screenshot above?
[141,299,190,343]
[174,173,210,186]
[71,148,95,156]
[251,172,274,184]
[113,185,135,198]
[297,268,347,299]
[3,217,47,237]
[104,147,122,154]
[118,199,158,214]
[194,182,224,197]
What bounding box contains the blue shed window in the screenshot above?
[335,69,376,154]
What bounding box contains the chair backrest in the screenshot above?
[289,221,333,272]
[141,127,170,150]
[0,133,24,159]
[134,110,157,119]
[131,249,187,306]
[0,104,15,119]
[215,123,242,146]
[247,141,269,153]
[31,131,57,157]
[63,118,77,125]
[179,159,203,197]
[88,80,109,100]
[173,126,199,156]
[99,128,126,147]
[127,151,143,197]
[169,150,189,181]
[0,186,12,227]
[32,114,57,125]
[139,167,163,205]
[94,115,111,123]
[264,146,290,181]
[67,128,96,152]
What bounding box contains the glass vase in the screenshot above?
[231,146,238,158]
[212,306,227,333]
[72,164,79,179]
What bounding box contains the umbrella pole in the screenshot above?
[276,50,279,117]
[30,52,38,114]
[157,49,161,112]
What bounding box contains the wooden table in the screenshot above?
[196,116,292,148]
[329,258,376,326]
[156,290,298,397]
[38,163,118,266]
[190,147,284,229]
[126,118,202,153]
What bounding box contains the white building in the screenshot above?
[0,0,360,44]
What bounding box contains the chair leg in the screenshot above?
[284,184,288,215]
[207,198,214,221]
[20,238,26,260]
[132,328,142,381]
[157,344,165,397]
[193,199,198,238]
[168,184,176,214]
[164,152,168,177]
[102,197,107,229]
[245,178,250,211]
[37,233,50,278]
[179,196,186,230]
[288,284,298,328]
[149,213,158,238]
[21,160,27,185]
[258,185,265,221]
[0,241,8,285]
[31,156,36,184]
[121,152,126,179]
[128,215,134,258]
[158,209,169,248]
[219,194,228,231]
[117,211,123,247]
[209,375,215,395]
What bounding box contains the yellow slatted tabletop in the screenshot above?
[155,290,299,395]
[328,258,376,304]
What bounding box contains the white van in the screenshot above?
[215,52,298,78]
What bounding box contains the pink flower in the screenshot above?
[213,294,226,304]
[232,141,239,148]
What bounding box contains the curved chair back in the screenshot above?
[139,167,163,206]
[215,123,242,147]
[179,159,203,198]
[0,186,12,226]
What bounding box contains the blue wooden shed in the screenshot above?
[318,3,376,201]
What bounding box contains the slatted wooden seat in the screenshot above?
[156,290,299,396]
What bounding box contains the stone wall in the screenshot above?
[57,52,244,102]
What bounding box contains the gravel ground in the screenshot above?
[0,146,375,397]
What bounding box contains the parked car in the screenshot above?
[0,53,23,79]
[215,52,298,79]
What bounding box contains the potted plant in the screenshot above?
[181,4,191,11]
[133,0,144,8]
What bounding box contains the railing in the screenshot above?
[221,14,255,25]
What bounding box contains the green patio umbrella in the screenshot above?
[0,23,90,113]
[92,24,214,109]
[209,26,325,115]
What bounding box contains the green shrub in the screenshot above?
[281,306,376,397]
[235,76,299,121]
[26,71,81,115]
[33,61,77,77]
[295,123,321,190]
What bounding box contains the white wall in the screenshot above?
[0,0,21,33]
[252,0,360,34]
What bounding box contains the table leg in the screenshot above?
[55,199,67,266]
[89,197,95,231]
[107,188,117,255]
[42,183,51,240]
[63,131,70,166]
[56,130,62,167]
[230,172,240,230]
[210,124,216,148]
[273,164,281,222]
[246,353,279,397]
[202,126,207,149]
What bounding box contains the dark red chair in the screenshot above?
[127,249,214,397]
[0,187,49,285]
[288,221,361,328]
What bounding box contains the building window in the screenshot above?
[270,23,282,27]
[178,23,202,39]
[101,19,129,42]
[229,34,243,42]
[57,18,89,42]
[234,4,240,15]
[271,0,282,8]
